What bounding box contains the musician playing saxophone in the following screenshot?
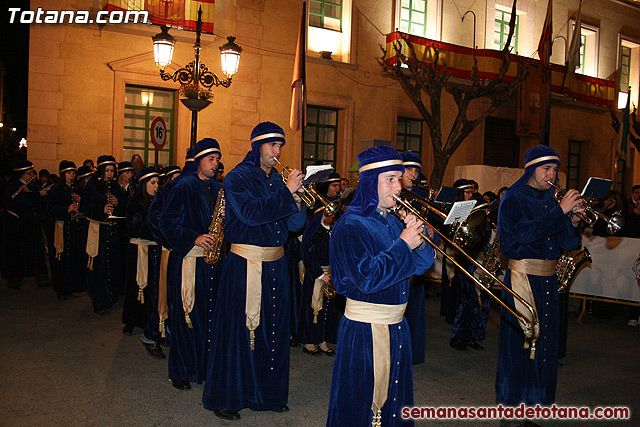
[158,138,224,391]
[496,145,583,419]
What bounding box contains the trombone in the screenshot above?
[273,157,341,216]
[391,195,540,359]
[400,188,488,249]
[546,181,625,235]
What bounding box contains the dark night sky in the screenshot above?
[1,1,31,138]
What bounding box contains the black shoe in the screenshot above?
[302,347,322,356]
[449,339,468,351]
[289,337,301,347]
[273,404,289,413]
[122,324,134,336]
[93,305,107,315]
[170,378,191,390]
[467,341,485,351]
[213,408,241,420]
[143,342,166,359]
[318,347,336,356]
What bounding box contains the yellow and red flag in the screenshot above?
[102,0,215,34]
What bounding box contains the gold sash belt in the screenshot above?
[311,265,331,323]
[54,220,64,260]
[158,247,170,338]
[181,245,205,328]
[230,243,284,350]
[344,298,408,427]
[507,259,556,359]
[129,238,157,305]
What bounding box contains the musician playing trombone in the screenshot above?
[327,145,435,426]
[496,145,583,419]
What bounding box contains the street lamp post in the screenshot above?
[152,7,242,147]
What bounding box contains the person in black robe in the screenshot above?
[82,155,125,314]
[2,160,50,289]
[47,161,87,299]
[122,168,165,359]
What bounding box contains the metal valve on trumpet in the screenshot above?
[273,157,342,216]
[546,181,625,235]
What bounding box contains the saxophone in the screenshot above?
[205,188,225,265]
[556,247,592,293]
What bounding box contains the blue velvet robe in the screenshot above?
[122,196,161,333]
[158,175,222,383]
[496,186,580,406]
[81,178,125,309]
[203,164,306,412]
[327,210,435,427]
[1,178,48,284]
[297,218,343,345]
[47,183,87,295]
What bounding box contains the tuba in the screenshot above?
[556,247,592,293]
[204,189,226,265]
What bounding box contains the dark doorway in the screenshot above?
[483,117,519,167]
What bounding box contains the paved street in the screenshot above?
[1,279,638,426]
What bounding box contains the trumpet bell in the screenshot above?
[324,200,342,217]
[607,214,625,235]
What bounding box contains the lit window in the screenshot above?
[399,0,427,37]
[570,22,599,77]
[494,8,518,52]
[309,0,342,32]
[619,38,639,110]
[124,86,174,168]
[396,117,422,158]
[303,106,338,170]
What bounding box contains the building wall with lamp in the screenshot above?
[27,0,640,194]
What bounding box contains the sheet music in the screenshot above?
[444,200,477,225]
[302,165,334,184]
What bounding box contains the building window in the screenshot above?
[123,86,174,168]
[303,106,338,170]
[399,0,427,37]
[396,117,422,157]
[620,39,639,108]
[567,140,582,190]
[494,8,518,52]
[309,0,342,32]
[570,22,599,77]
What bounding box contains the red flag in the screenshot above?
[290,1,307,132]
[537,0,553,66]
[102,0,215,34]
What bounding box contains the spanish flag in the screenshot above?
[102,0,215,34]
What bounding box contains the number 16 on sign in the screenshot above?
[150,116,167,167]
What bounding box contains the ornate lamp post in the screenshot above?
[152,7,242,147]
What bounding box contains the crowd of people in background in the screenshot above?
[1,132,639,425]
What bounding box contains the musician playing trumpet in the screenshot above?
[496,145,582,418]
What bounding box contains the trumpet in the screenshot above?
[391,195,539,358]
[273,157,341,216]
[546,181,624,235]
[400,188,487,249]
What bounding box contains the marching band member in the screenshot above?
[327,145,435,426]
[47,161,86,299]
[496,145,582,414]
[203,122,306,420]
[449,179,490,351]
[2,160,50,289]
[122,168,164,358]
[400,150,430,364]
[297,207,342,356]
[159,139,223,390]
[83,155,125,314]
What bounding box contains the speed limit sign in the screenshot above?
[150,116,167,150]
